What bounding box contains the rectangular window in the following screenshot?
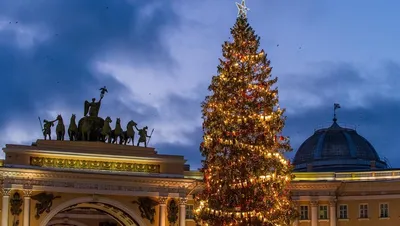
[379,203,389,218]
[359,204,368,218]
[339,205,348,219]
[186,205,194,219]
[300,205,309,220]
[319,205,328,219]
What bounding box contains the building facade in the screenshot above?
[0,140,199,226]
[0,119,399,226]
[290,118,398,226]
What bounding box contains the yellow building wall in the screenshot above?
[186,199,196,226]
[295,198,400,226]
[14,191,197,226]
[337,198,400,226]
[24,192,157,226]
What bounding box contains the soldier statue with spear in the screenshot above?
[135,125,154,148]
[38,117,57,140]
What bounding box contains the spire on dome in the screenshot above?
[333,103,341,122]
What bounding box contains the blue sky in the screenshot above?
[1,0,400,170]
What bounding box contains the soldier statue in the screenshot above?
[42,119,57,140]
[135,126,152,147]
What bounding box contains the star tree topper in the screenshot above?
[236,0,250,17]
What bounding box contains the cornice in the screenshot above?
[0,167,197,189]
[4,139,187,164]
[289,182,342,190]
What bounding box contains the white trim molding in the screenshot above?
[338,194,400,201]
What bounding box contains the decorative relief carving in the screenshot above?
[290,183,341,190]
[167,199,179,225]
[10,191,23,226]
[132,197,159,224]
[30,156,160,173]
[23,189,32,197]
[31,192,61,219]
[10,192,23,215]
[2,188,11,196]
[1,178,192,196]
[0,170,196,190]
[179,197,187,205]
[158,196,168,205]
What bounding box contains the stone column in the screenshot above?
[23,189,32,226]
[310,200,318,226]
[2,188,11,226]
[158,197,168,226]
[329,199,337,226]
[179,197,187,226]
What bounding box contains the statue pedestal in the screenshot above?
[33,139,157,157]
[4,140,186,175]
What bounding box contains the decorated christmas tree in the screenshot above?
[195,1,298,225]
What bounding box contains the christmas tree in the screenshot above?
[194,1,298,225]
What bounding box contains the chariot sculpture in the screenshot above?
[39,86,154,147]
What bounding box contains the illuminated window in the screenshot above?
[359,204,368,218]
[379,203,389,218]
[186,205,194,219]
[319,205,328,219]
[339,205,348,219]
[300,205,309,220]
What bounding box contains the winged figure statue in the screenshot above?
[31,192,61,219]
[132,197,159,223]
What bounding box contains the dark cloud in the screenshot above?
[156,127,203,171]
[0,0,178,125]
[1,0,399,172]
[282,62,400,167]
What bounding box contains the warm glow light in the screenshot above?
[194,11,297,225]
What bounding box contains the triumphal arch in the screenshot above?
[0,88,201,226]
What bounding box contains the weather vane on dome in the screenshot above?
[236,0,250,17]
[333,103,341,122]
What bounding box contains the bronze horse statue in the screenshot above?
[100,116,112,142]
[122,120,137,145]
[68,114,78,141]
[111,118,124,144]
[80,117,93,141]
[54,114,65,141]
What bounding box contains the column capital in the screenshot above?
[329,198,337,207]
[23,189,33,198]
[158,196,168,205]
[2,188,11,196]
[179,197,187,205]
[310,200,318,207]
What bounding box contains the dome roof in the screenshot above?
[293,118,388,172]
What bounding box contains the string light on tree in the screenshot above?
[194,1,298,225]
